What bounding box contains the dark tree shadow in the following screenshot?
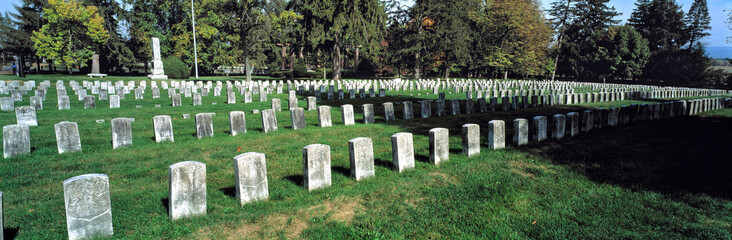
[521,116,732,199]
[374,158,393,169]
[161,198,170,213]
[415,154,430,163]
[284,174,304,187]
[331,166,351,177]
[219,186,236,198]
[3,227,19,240]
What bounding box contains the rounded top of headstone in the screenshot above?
[462,123,480,127]
[391,132,412,138]
[429,128,449,133]
[3,124,29,130]
[303,144,330,151]
[169,161,206,169]
[348,137,372,143]
[233,152,265,161]
[63,173,108,186]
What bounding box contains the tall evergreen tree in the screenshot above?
[548,0,575,80]
[685,0,711,48]
[84,0,135,73]
[629,0,707,86]
[629,0,687,52]
[0,0,46,77]
[293,0,387,80]
[414,0,473,78]
[557,0,619,80]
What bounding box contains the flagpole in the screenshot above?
[191,0,199,79]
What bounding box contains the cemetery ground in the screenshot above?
[1,75,731,239]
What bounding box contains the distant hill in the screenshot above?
[706,46,732,59]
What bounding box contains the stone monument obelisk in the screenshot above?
[87,53,107,78]
[148,37,168,80]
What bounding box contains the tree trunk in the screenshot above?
[551,33,563,81]
[333,38,342,80]
[18,55,26,78]
[245,47,252,81]
[414,52,421,79]
[290,52,295,71]
[443,63,449,79]
[36,56,41,73]
[280,45,286,71]
[504,69,508,80]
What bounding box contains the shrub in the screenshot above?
[269,71,293,79]
[162,57,190,79]
[293,59,309,78]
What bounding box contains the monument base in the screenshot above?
[148,74,168,80]
[88,74,108,78]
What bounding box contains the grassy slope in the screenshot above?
[0,75,730,239]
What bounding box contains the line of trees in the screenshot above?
[0,0,726,88]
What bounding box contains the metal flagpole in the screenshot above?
[191,0,199,79]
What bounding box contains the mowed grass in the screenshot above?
[0,76,730,239]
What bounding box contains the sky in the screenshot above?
[0,0,730,47]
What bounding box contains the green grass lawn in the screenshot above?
[0,76,730,239]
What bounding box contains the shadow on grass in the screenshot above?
[519,116,732,199]
[374,158,393,169]
[161,198,170,214]
[3,227,19,240]
[331,94,732,199]
[220,186,236,198]
[331,166,350,177]
[284,174,303,187]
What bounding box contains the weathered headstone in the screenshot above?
[487,120,505,150]
[229,111,247,136]
[261,109,278,133]
[363,104,375,124]
[429,128,449,165]
[271,98,282,112]
[195,113,215,139]
[30,96,43,110]
[3,124,30,158]
[227,91,237,104]
[307,96,317,110]
[84,96,96,109]
[109,95,120,109]
[303,144,332,192]
[55,121,82,154]
[532,116,547,142]
[566,112,579,137]
[171,93,182,107]
[420,100,432,118]
[391,132,415,173]
[111,118,134,149]
[318,106,332,127]
[1,97,14,111]
[513,118,528,146]
[462,123,482,155]
[15,106,38,126]
[450,100,461,115]
[63,174,113,240]
[153,115,174,142]
[383,102,395,121]
[551,114,566,140]
[288,98,298,110]
[349,137,375,181]
[233,152,269,205]
[402,101,413,120]
[290,107,306,130]
[193,93,202,106]
[169,161,207,220]
[581,110,593,132]
[342,104,355,125]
